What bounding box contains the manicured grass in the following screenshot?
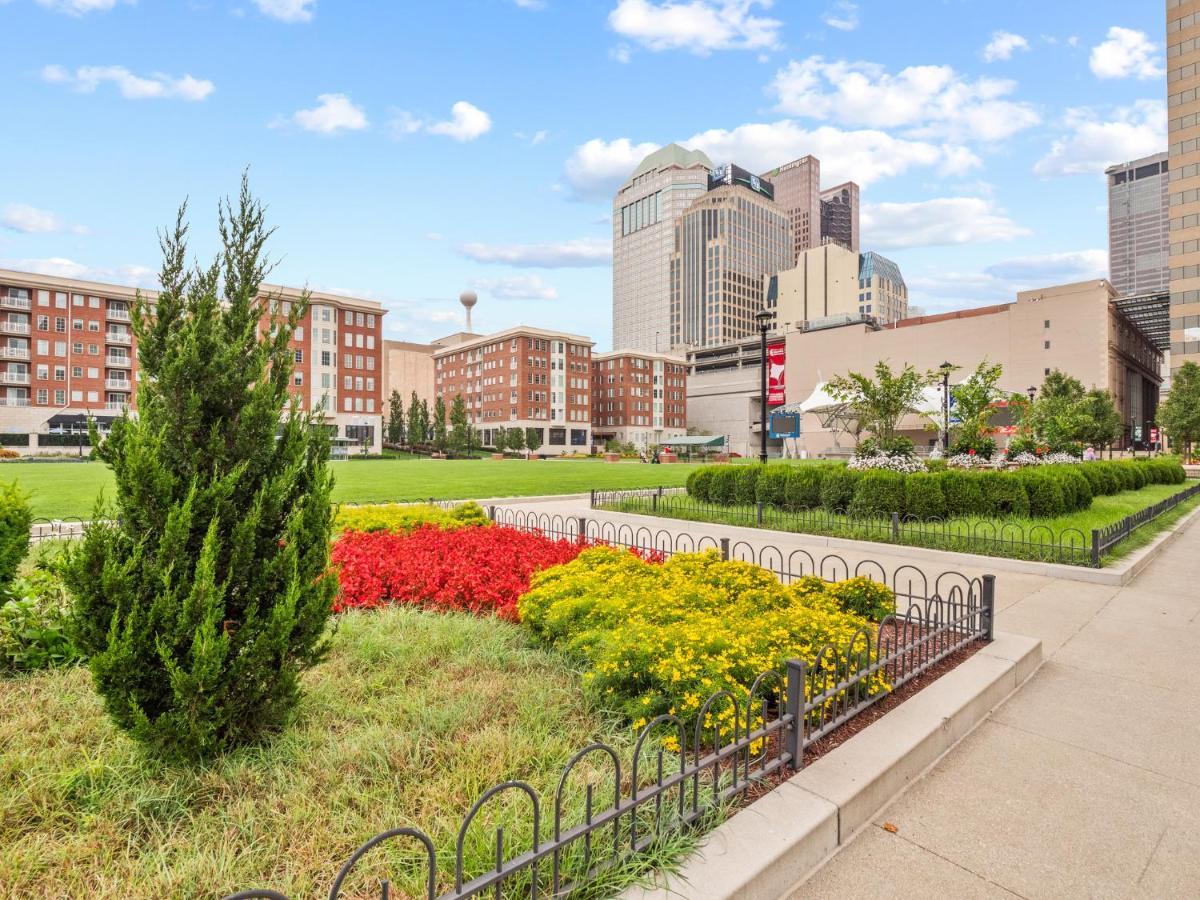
[601,482,1200,567]
[0,458,703,520]
[0,606,692,899]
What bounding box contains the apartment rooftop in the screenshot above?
[430,325,595,358]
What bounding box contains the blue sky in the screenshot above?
[0,0,1168,349]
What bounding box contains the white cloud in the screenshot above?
[982,31,1029,62]
[608,0,782,55]
[280,93,368,134]
[861,197,1029,250]
[473,274,559,300]
[0,256,155,287]
[907,249,1107,312]
[458,238,611,268]
[564,137,661,200]
[389,101,492,142]
[1089,26,1163,80]
[251,0,315,23]
[427,101,492,141]
[770,56,1040,143]
[1034,100,1165,177]
[512,0,545,8]
[34,0,129,15]
[821,1,858,32]
[2,204,88,235]
[41,64,214,101]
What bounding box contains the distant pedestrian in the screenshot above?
[1083,445,1096,461]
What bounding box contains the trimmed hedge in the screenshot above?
[680,458,1188,520]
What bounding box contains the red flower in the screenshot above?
[968,448,976,456]
[331,525,663,620]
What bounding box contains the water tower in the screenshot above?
[459,290,478,333]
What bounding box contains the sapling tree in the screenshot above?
[64,177,336,762]
[386,390,406,446]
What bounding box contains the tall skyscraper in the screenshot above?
[670,164,792,349]
[612,143,712,353]
[1106,152,1169,297]
[1168,2,1200,373]
[819,182,860,253]
[761,155,821,266]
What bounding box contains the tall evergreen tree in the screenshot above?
[416,399,431,444]
[432,396,448,453]
[406,391,422,447]
[63,178,336,761]
[386,390,406,446]
[448,394,470,457]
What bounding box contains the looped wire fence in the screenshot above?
[221,504,994,900]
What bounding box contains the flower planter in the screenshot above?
[491,453,505,460]
[711,453,730,463]
[604,453,621,463]
[658,452,678,464]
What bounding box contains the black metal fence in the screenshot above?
[1090,479,1200,565]
[591,485,1200,568]
[222,511,993,900]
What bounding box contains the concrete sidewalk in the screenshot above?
[495,495,1200,898]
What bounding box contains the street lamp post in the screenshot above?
[939,361,954,453]
[1027,386,1037,404]
[756,309,773,465]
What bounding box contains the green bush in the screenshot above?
[687,467,716,502]
[1090,461,1123,495]
[1116,463,1138,491]
[925,458,948,472]
[937,470,986,517]
[0,482,31,594]
[1127,463,1148,490]
[755,466,791,507]
[0,564,82,674]
[826,576,896,620]
[785,465,827,511]
[977,471,1031,517]
[1050,466,1092,512]
[709,467,740,505]
[1077,462,1107,496]
[904,472,947,520]
[734,465,762,505]
[1019,470,1066,518]
[820,467,862,513]
[849,470,905,517]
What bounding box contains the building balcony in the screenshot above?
[0,397,30,407]
[0,321,30,336]
[0,295,31,311]
[103,401,129,412]
[0,347,29,361]
[104,378,132,391]
[105,331,132,345]
[0,372,30,385]
[106,355,132,369]
[106,307,131,322]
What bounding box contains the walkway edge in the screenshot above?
[620,632,1042,900]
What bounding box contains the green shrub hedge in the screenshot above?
[680,458,1187,520]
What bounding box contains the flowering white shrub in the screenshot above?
[848,452,927,474]
[946,453,1003,470]
[1006,452,1042,467]
[1039,452,1080,466]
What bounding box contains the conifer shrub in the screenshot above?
[849,470,905,517]
[734,465,761,505]
[63,180,337,762]
[785,465,827,511]
[755,465,791,507]
[0,482,31,595]
[936,470,986,517]
[904,472,947,520]
[820,467,861,513]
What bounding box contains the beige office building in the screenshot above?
[1169,0,1200,373]
[670,168,792,350]
[767,244,907,331]
[762,155,821,265]
[785,280,1162,455]
[612,144,713,353]
[858,251,909,324]
[382,340,436,408]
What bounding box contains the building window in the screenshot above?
[36,389,47,405]
[344,310,352,325]
[294,373,303,386]
[1044,340,1050,350]
[295,326,304,341]
[1044,319,1050,328]
[54,389,65,405]
[294,349,303,364]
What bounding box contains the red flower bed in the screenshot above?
[332,524,588,620]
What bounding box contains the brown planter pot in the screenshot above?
[712,453,730,463]
[491,453,505,460]
[604,453,621,462]
[659,453,678,464]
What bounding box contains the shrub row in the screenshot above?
[684,458,1187,520]
[334,501,490,533]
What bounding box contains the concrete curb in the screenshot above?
[621,632,1042,900]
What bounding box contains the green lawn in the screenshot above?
[600,482,1200,567]
[1,458,702,520]
[0,606,704,899]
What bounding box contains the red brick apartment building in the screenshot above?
[591,350,687,450]
[0,269,386,453]
[433,326,593,454]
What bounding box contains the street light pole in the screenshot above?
[756,309,773,465]
[939,361,953,453]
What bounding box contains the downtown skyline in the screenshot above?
[0,0,1169,349]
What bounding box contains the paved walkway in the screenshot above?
[494,495,1200,899]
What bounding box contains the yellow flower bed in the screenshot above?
[334,501,490,533]
[519,548,890,740]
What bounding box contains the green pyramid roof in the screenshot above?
[631,143,714,179]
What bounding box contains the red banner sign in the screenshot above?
[767,341,786,405]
